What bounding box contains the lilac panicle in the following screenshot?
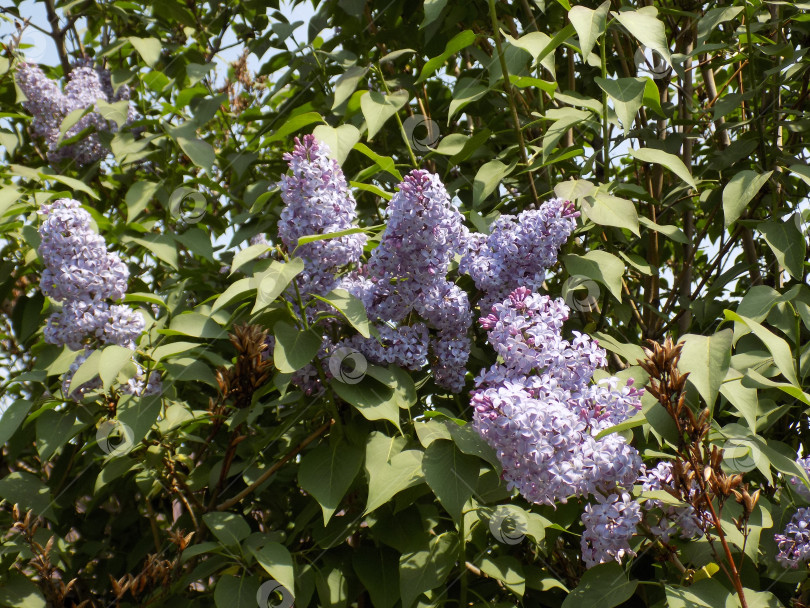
[277,134,366,296]
[460,198,578,307]
[638,461,705,541]
[581,492,642,568]
[15,62,135,166]
[790,457,810,502]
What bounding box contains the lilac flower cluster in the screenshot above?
[459,199,578,310]
[356,170,471,391]
[37,199,157,398]
[471,287,644,566]
[774,507,810,568]
[638,461,704,541]
[16,62,134,166]
[278,135,366,297]
[581,492,642,568]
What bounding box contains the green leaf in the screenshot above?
[203,512,251,547]
[415,420,453,447]
[125,234,178,269]
[312,124,361,165]
[642,77,665,117]
[0,472,54,521]
[125,181,160,222]
[664,579,734,608]
[94,99,130,128]
[416,30,476,83]
[563,250,625,302]
[631,147,697,188]
[352,547,400,608]
[613,7,672,66]
[479,555,526,598]
[722,170,772,227]
[743,369,810,407]
[638,216,688,243]
[448,78,489,121]
[40,172,99,200]
[249,543,296,599]
[421,0,447,28]
[0,574,47,608]
[175,228,215,262]
[472,159,516,208]
[580,191,640,235]
[332,66,368,110]
[213,574,260,608]
[251,257,306,313]
[36,409,80,460]
[69,349,103,396]
[266,111,325,143]
[166,312,225,340]
[177,137,215,174]
[273,321,323,373]
[562,562,638,608]
[353,143,402,180]
[759,219,806,280]
[724,311,799,386]
[298,440,363,524]
[697,7,744,45]
[129,36,161,66]
[569,2,610,61]
[595,77,645,134]
[399,532,458,608]
[312,288,371,338]
[505,31,558,79]
[364,432,425,514]
[117,394,162,446]
[229,243,272,276]
[594,411,646,439]
[719,377,759,431]
[331,372,401,431]
[0,400,30,446]
[678,329,733,409]
[99,344,135,391]
[422,440,479,522]
[58,106,92,139]
[445,422,500,469]
[361,90,409,140]
[543,108,591,160]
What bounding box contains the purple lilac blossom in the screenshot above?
[459,199,578,310]
[15,62,135,166]
[775,507,810,568]
[277,134,366,296]
[789,457,810,502]
[471,287,644,566]
[342,323,430,371]
[37,199,157,398]
[638,461,704,541]
[581,492,642,568]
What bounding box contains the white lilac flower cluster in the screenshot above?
[774,457,810,569]
[471,286,644,567]
[15,62,135,166]
[37,199,158,398]
[459,199,578,312]
[638,461,705,542]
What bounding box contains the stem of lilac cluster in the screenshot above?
[375,65,419,169]
[486,0,540,207]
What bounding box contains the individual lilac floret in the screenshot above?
[277,135,366,296]
[581,492,642,568]
[460,199,578,309]
[638,461,704,541]
[789,457,810,502]
[775,507,810,568]
[15,62,135,166]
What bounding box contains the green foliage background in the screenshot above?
[0,0,810,606]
